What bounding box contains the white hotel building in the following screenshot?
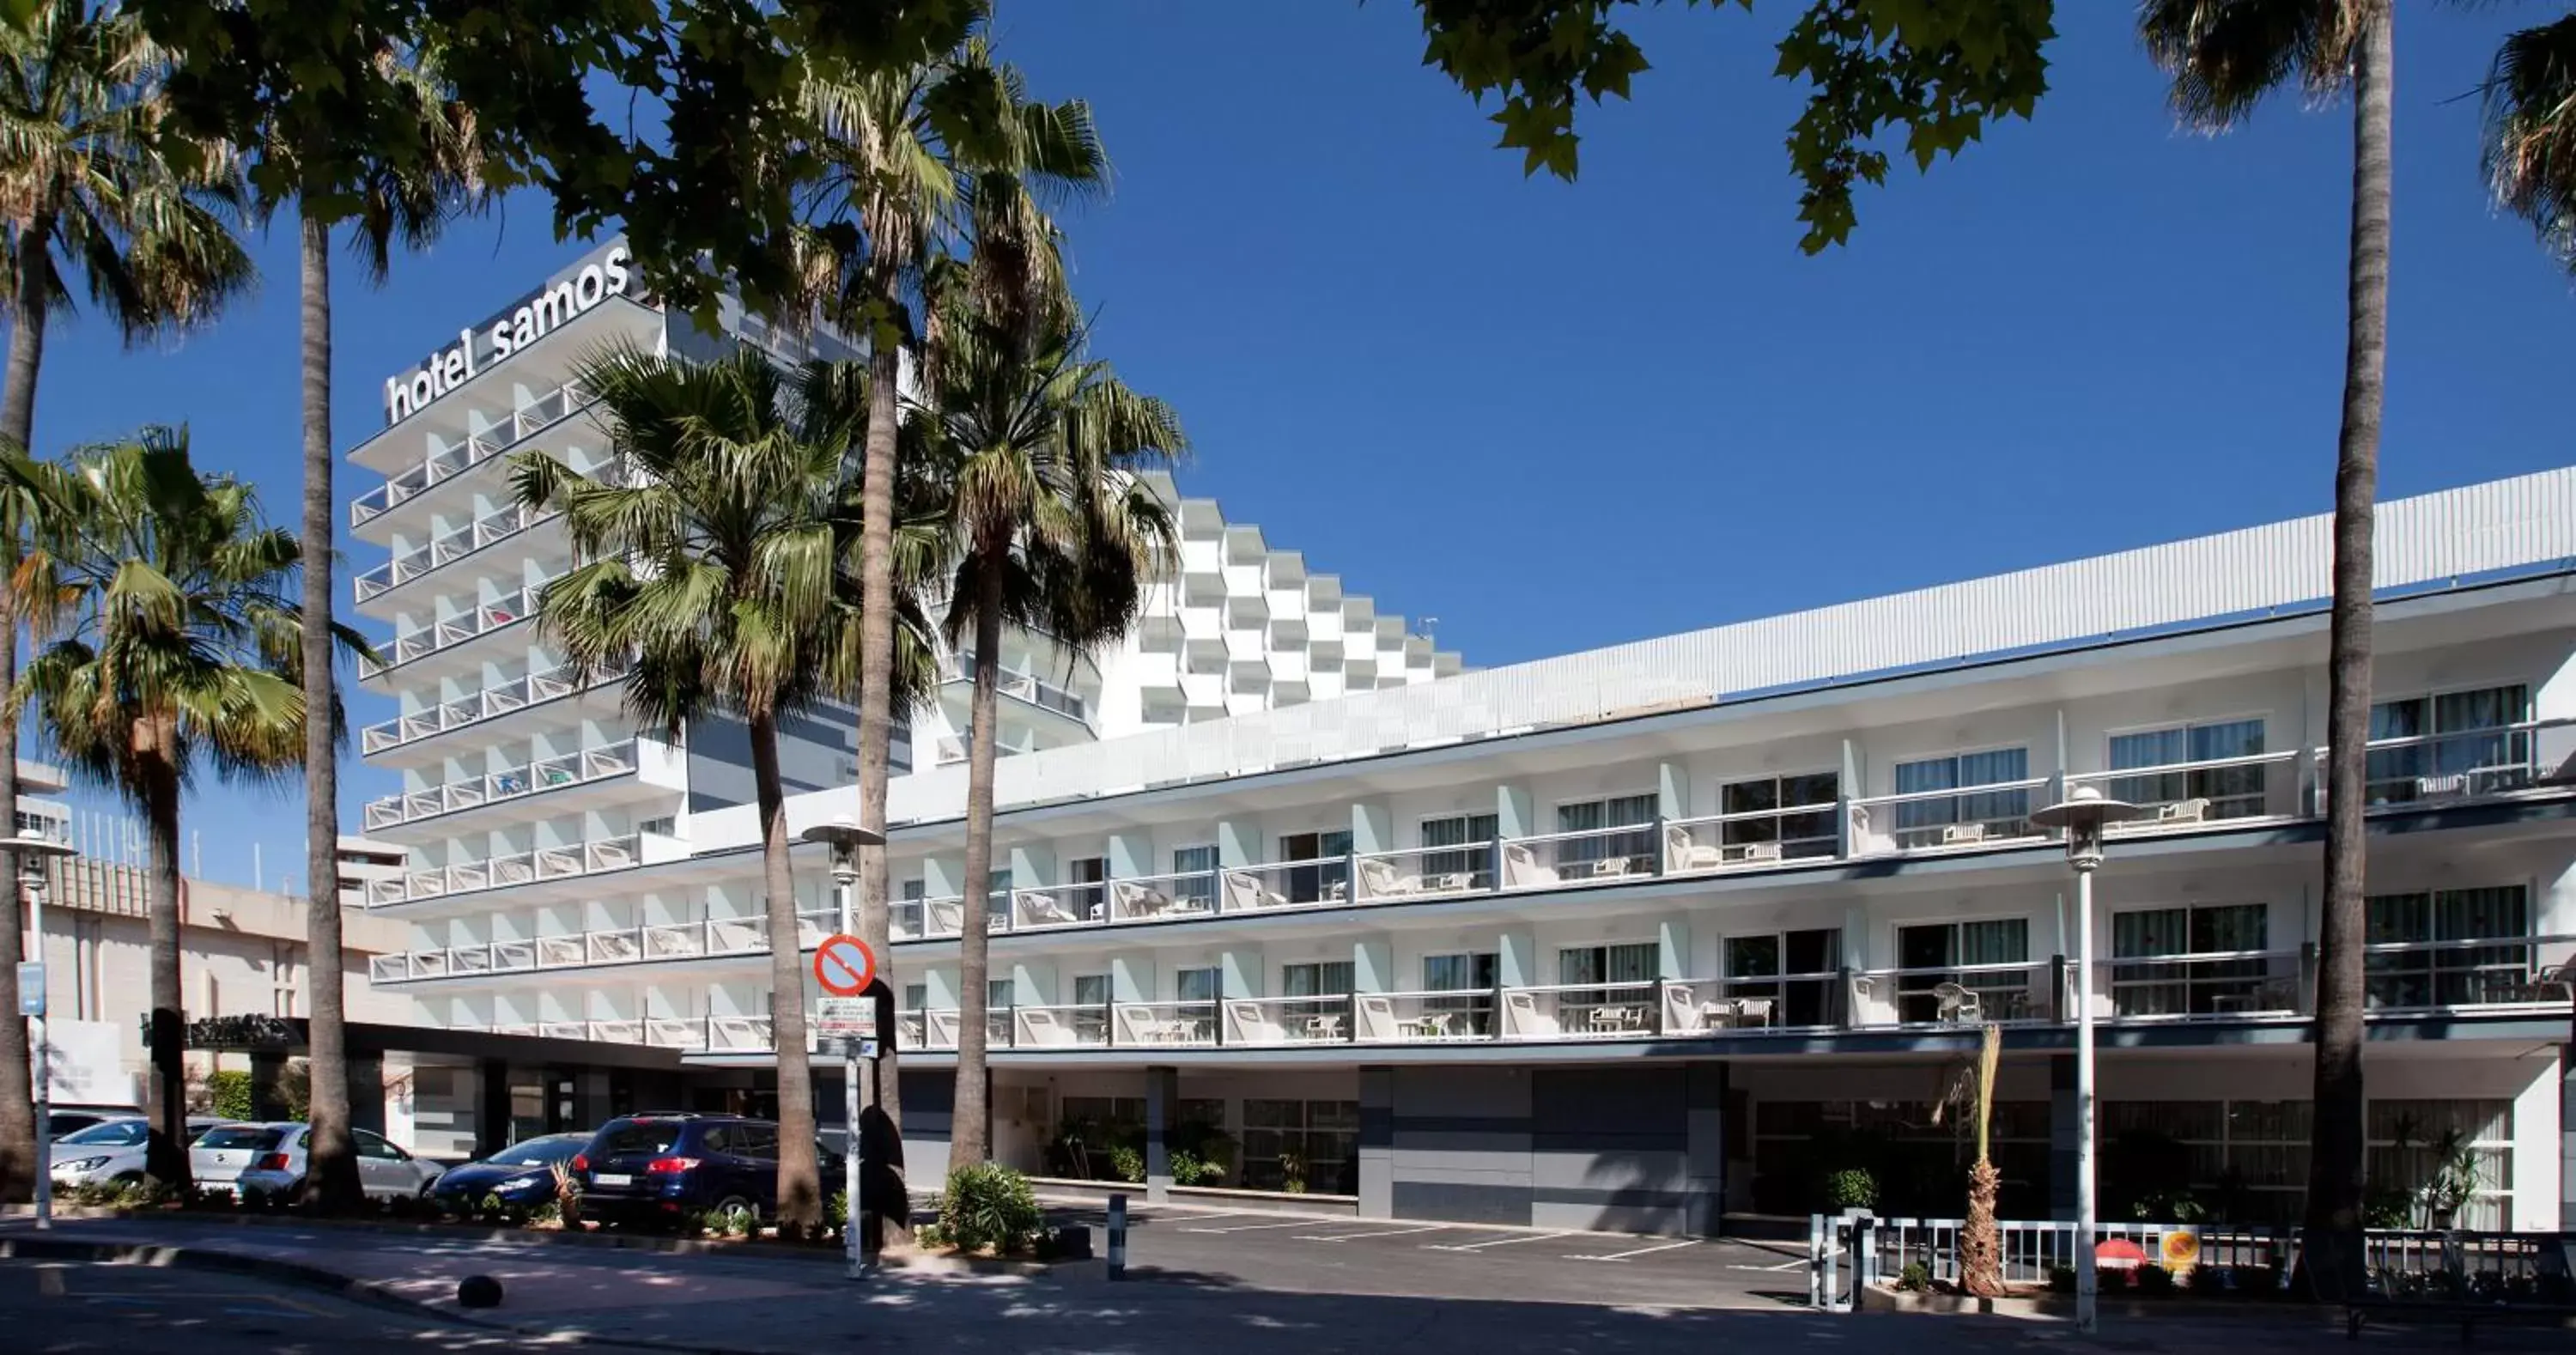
[351,246,2574,1235]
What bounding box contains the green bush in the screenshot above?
[203,1070,255,1122]
[1824,1168,1877,1211]
[914,1221,947,1248]
[1166,1149,1227,1188]
[1108,1145,1144,1185]
[940,1163,1042,1255]
[1896,1261,1931,1292]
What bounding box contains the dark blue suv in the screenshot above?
[574,1114,845,1230]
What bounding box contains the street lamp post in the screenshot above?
[2027,786,2148,1335]
[800,816,883,1282]
[9,832,80,1230]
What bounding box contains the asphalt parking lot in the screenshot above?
[1042,1200,1810,1309]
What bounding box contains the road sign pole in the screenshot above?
[27,872,52,1231]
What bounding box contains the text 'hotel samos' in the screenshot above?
[349,243,2575,1237]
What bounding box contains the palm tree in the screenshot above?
[918,281,1182,1167]
[2137,0,2391,1294]
[792,15,1103,1161]
[2482,15,2576,270]
[0,0,251,1204]
[271,39,483,1217]
[513,346,939,1238]
[4,430,361,1187]
[1934,1024,2007,1298]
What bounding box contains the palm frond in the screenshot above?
[2137,0,2360,133]
[2483,15,2576,271]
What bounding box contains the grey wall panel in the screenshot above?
[1529,1148,1689,1194]
[1392,1066,1532,1119]
[1394,1180,1532,1225]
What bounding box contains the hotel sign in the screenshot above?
[381,242,635,427]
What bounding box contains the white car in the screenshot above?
[51,1115,226,1188]
[193,1121,444,1200]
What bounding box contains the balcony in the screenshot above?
[361,740,652,835]
[362,832,641,908]
[349,380,592,533]
[945,650,1093,728]
[368,907,838,984]
[353,501,557,607]
[360,584,545,684]
[357,659,623,760]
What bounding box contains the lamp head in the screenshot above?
[6,832,76,885]
[799,816,880,880]
[2028,784,2148,868]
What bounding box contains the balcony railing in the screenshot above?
[362,740,641,832]
[368,908,852,982]
[952,650,1091,725]
[2348,719,2549,807]
[1218,856,1349,913]
[358,659,623,756]
[361,584,544,679]
[349,380,592,527]
[361,833,641,907]
[353,501,557,602]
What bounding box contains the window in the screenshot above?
[1423,951,1498,1036]
[1892,748,2030,847]
[1072,973,1110,1044]
[1242,1099,1358,1194]
[1894,920,2032,1022]
[1066,857,1105,920]
[1556,793,1658,873]
[2366,885,2530,1008]
[1752,1098,2051,1218]
[986,867,1013,926]
[987,978,1014,1044]
[733,1125,781,1160]
[1176,965,1220,1034]
[2102,1100,2311,1224]
[2368,684,2530,803]
[1725,929,1841,1027]
[902,982,927,1013]
[2111,904,2273,1016]
[897,879,925,939]
[1172,845,1218,908]
[2367,1099,2514,1230]
[1278,829,1352,903]
[1060,1096,1146,1130]
[2110,718,2268,820]
[1420,813,1498,889]
[1557,941,1658,1024]
[1719,772,1839,860]
[1281,961,1352,1026]
[354,1129,407,1161]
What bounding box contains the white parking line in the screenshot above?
[1180,1218,1335,1234]
[1569,1238,1700,1262]
[1295,1224,1456,1243]
[1426,1230,1577,1252]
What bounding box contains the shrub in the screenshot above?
[1166,1149,1226,1188]
[1896,1261,1931,1292]
[202,1070,256,1122]
[914,1221,947,1248]
[1107,1145,1144,1185]
[2137,1265,2176,1297]
[1824,1168,1878,1212]
[940,1164,1042,1255]
[2047,1264,2077,1295]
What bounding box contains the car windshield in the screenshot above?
[196,1127,283,1151]
[594,1121,685,1157]
[487,1136,583,1168]
[59,1120,147,1146]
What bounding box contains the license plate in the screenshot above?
[592,1173,631,1186]
[204,1182,237,1197]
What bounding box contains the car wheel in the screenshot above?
[111,1171,145,1187]
[712,1195,757,1237]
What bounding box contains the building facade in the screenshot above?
[358,449,2576,1233]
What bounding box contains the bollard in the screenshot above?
[1107,1193,1128,1281]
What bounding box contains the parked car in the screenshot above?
[428,1133,590,1214]
[574,1114,843,1230]
[194,1121,444,1200]
[51,1115,227,1188]
[44,1106,137,1140]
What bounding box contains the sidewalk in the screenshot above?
[1,1214,2554,1354]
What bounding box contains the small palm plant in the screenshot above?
[1934,1022,2007,1297]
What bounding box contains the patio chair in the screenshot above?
[1224,869,1288,912]
[1358,856,1428,900]
[1933,981,1984,1024]
[1113,879,1174,917]
[1020,891,1082,927]
[1500,841,1561,890]
[1731,997,1776,1028]
[1226,1000,1286,1045]
[923,897,964,937]
[2154,797,2211,824]
[1353,993,1399,1042]
[1017,1007,1075,1048]
[1664,824,1723,873]
[1662,983,1710,1034]
[1500,988,1558,1037]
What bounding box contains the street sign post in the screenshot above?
[817,996,875,1040]
[814,934,875,998]
[810,929,878,1280]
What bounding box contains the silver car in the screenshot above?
[51,1115,226,1188]
[196,1121,443,1200]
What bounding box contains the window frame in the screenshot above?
[2101,714,2271,821]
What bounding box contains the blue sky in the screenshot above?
[22,2,2576,890]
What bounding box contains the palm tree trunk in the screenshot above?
[2304,0,2391,1300]
[852,263,908,1218]
[295,210,362,1216]
[752,707,823,1237]
[951,558,1005,1170]
[137,722,190,1188]
[0,206,55,1206]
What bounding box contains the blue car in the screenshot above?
[429,1132,592,1215]
[573,1114,845,1230]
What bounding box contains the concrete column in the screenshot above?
[922,856,963,899]
[1145,1065,1178,1204]
[1216,817,1263,869]
[1686,1062,1728,1237]
[1498,930,1542,989]
[1352,938,1396,993]
[1220,946,1263,1000]
[1011,960,1056,1010]
[1112,956,1155,1005]
[1350,801,1394,856]
[1658,918,1692,979]
[475,1058,511,1158]
[2049,1054,2078,1222]
[1107,830,1155,882]
[2561,1042,2574,1230]
[1658,762,1692,819]
[1008,842,1055,892]
[250,1050,290,1121]
[347,1057,387,1136]
[1496,785,1536,840]
[1358,1066,1394,1218]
